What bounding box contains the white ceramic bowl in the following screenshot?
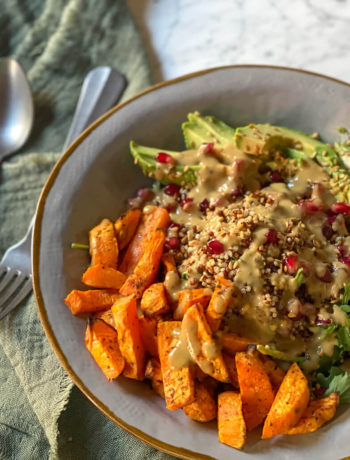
[33,65,350,460]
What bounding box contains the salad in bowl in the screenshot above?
[65,112,350,450]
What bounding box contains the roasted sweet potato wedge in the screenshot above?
[65,289,119,315]
[286,392,339,435]
[141,283,170,317]
[114,208,142,251]
[161,253,177,274]
[183,304,229,383]
[221,332,257,355]
[94,308,115,328]
[236,351,274,431]
[218,391,246,450]
[85,318,124,380]
[89,218,119,268]
[183,382,217,422]
[120,229,166,299]
[223,353,239,389]
[145,357,164,399]
[157,321,195,410]
[119,206,170,276]
[262,362,310,439]
[139,315,158,358]
[174,288,212,320]
[206,277,234,332]
[111,295,145,380]
[81,264,126,289]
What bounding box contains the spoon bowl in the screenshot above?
[0,58,34,161]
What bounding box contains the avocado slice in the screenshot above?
[129,141,200,186]
[182,112,236,149]
[235,123,350,202]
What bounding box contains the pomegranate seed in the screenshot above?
[284,254,300,274]
[200,199,209,213]
[207,240,224,254]
[201,142,214,154]
[137,188,154,200]
[314,386,326,398]
[338,245,348,258]
[270,171,282,182]
[317,267,332,283]
[327,214,337,225]
[156,152,175,165]
[322,224,334,240]
[316,317,331,325]
[331,202,350,216]
[341,256,350,267]
[266,229,278,245]
[165,237,180,250]
[180,198,193,211]
[164,183,180,196]
[298,199,323,214]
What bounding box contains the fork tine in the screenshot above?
[0,273,26,307]
[0,278,32,320]
[0,269,17,292]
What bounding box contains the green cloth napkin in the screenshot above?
[0,1,174,459]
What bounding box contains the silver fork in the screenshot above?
[0,66,126,320]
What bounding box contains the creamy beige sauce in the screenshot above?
[155,141,350,371]
[169,313,217,374]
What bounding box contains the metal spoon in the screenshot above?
[0,58,34,162]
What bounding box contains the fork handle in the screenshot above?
[62,67,126,151]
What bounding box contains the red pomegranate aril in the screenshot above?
[338,245,348,258]
[322,224,334,240]
[207,240,224,255]
[200,199,209,213]
[266,229,278,245]
[156,152,175,165]
[331,202,350,216]
[165,237,180,250]
[327,214,337,225]
[270,171,282,183]
[137,188,154,200]
[201,142,214,154]
[314,386,326,398]
[298,199,322,214]
[315,317,331,325]
[284,254,300,274]
[164,183,180,196]
[341,256,350,267]
[317,267,332,283]
[180,198,193,211]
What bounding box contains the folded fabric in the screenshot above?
[0,0,173,458]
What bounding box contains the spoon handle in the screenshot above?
[62,66,127,151]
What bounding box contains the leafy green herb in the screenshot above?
[317,347,342,373]
[339,304,350,314]
[337,327,350,351]
[318,367,350,404]
[295,267,305,287]
[325,323,338,336]
[337,126,349,134]
[341,282,350,305]
[180,272,189,280]
[71,243,89,250]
